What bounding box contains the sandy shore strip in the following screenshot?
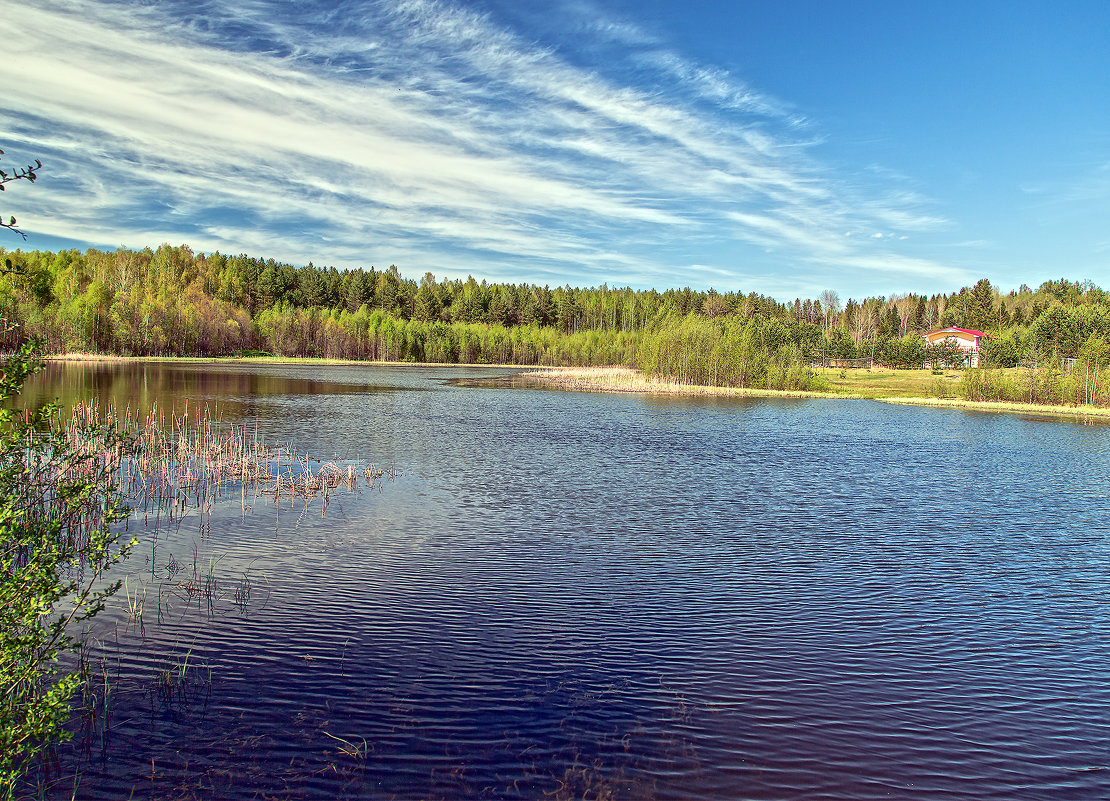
[520,367,857,399]
[45,352,143,362]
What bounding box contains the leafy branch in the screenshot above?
[0,340,137,798]
[0,149,42,241]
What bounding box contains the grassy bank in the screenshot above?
[820,366,961,398]
[526,365,1110,420]
[877,396,1110,419]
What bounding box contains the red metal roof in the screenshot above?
[925,327,989,337]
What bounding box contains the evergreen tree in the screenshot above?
[413,273,442,322]
[344,270,367,314]
[966,278,995,331]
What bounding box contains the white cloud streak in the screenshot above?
[1,0,963,294]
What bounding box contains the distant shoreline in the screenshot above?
[42,353,531,369]
[521,367,1110,420]
[40,356,1110,420]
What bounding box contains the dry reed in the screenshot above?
[63,400,396,524]
[521,367,851,398]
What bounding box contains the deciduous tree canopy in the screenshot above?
[1,246,1109,389]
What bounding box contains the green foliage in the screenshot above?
[980,334,1023,368]
[1028,305,1081,359]
[965,278,996,332]
[958,368,1020,402]
[635,314,827,391]
[412,280,442,322]
[0,342,136,798]
[928,376,957,398]
[873,334,929,369]
[923,337,967,369]
[825,328,858,359]
[951,360,1110,407]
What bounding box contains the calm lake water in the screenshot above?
[20,362,1110,800]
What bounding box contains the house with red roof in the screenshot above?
[923,327,990,367]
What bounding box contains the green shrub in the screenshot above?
[0,342,135,798]
[959,368,1019,402]
[928,377,956,399]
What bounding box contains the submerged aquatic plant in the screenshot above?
[6,396,396,795]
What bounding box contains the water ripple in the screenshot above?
[29,364,1110,800]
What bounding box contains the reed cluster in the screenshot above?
[64,401,393,522]
[522,367,842,398]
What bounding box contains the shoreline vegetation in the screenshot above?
[522,366,1110,419]
[876,396,1110,419]
[5,245,1110,416]
[520,366,855,398]
[41,354,1110,420]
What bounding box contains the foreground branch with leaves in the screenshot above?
[0,149,41,241]
[0,341,136,798]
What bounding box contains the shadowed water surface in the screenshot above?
[20,362,1110,800]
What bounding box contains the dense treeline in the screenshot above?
[0,245,795,356]
[822,279,1110,370]
[0,245,822,388]
[2,245,1110,395]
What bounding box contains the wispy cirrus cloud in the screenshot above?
[1,0,962,294]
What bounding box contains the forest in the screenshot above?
[2,244,1110,401]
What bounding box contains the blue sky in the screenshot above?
[2,0,1108,300]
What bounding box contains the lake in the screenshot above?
[21,361,1110,800]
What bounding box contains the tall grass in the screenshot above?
[949,365,1110,407]
[522,367,839,397]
